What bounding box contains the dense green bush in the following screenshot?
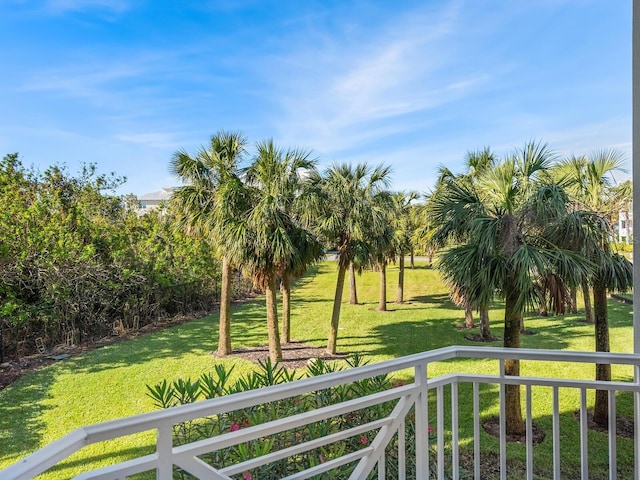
[147,356,447,479]
[0,153,247,359]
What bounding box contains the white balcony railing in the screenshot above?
[3,346,640,480]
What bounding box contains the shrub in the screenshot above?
[147,355,449,479]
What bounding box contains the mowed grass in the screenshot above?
[0,260,635,479]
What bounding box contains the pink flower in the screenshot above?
[360,435,368,445]
[392,380,405,388]
[428,425,434,434]
[243,418,250,427]
[243,472,252,480]
[229,423,240,432]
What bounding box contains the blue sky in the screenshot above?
[0,0,632,196]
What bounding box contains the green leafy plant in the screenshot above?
[146,355,453,479]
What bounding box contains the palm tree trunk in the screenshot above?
[538,300,548,317]
[396,255,405,303]
[281,272,291,344]
[378,261,387,311]
[464,303,475,328]
[265,274,282,363]
[504,283,525,436]
[593,282,611,427]
[569,286,578,314]
[349,262,358,304]
[217,257,233,355]
[327,263,347,354]
[582,281,594,323]
[479,307,491,339]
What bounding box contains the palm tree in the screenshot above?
[391,191,419,304]
[237,140,320,362]
[169,130,248,356]
[310,163,392,354]
[427,150,497,330]
[432,141,591,435]
[591,253,632,425]
[555,150,626,323]
[553,208,632,427]
[370,219,396,312]
[278,157,324,344]
[554,150,632,426]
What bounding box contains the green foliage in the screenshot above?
[0,262,636,478]
[0,153,230,357]
[146,355,448,479]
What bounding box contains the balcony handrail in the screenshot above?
[3,346,640,480]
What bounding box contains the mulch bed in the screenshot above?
[465,333,502,343]
[573,410,635,438]
[482,416,546,444]
[212,341,349,370]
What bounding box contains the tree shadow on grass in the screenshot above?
[406,293,457,309]
[0,367,56,467]
[45,443,156,479]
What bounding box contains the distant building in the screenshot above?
[617,207,633,244]
[137,186,178,215]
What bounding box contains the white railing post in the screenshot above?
[498,359,506,480]
[473,382,480,480]
[156,425,173,480]
[451,382,459,480]
[635,364,640,480]
[525,384,533,480]
[579,388,588,480]
[414,362,429,479]
[552,386,560,480]
[436,385,444,479]
[608,390,617,480]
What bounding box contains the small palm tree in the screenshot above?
[310,163,392,354]
[555,150,626,323]
[370,219,396,312]
[237,140,320,362]
[278,154,324,344]
[169,130,248,356]
[554,150,632,426]
[432,141,592,435]
[391,191,419,304]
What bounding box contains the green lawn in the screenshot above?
[0,260,635,479]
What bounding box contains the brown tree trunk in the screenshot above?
[538,301,548,317]
[265,274,282,363]
[479,307,491,339]
[582,281,594,323]
[464,303,475,329]
[349,262,358,305]
[378,261,387,311]
[569,286,578,314]
[281,272,291,344]
[396,255,405,303]
[593,282,611,427]
[327,263,347,354]
[217,256,233,355]
[503,283,525,436]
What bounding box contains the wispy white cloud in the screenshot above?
[44,0,132,14]
[21,62,143,100]
[258,1,499,158]
[116,132,184,150]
